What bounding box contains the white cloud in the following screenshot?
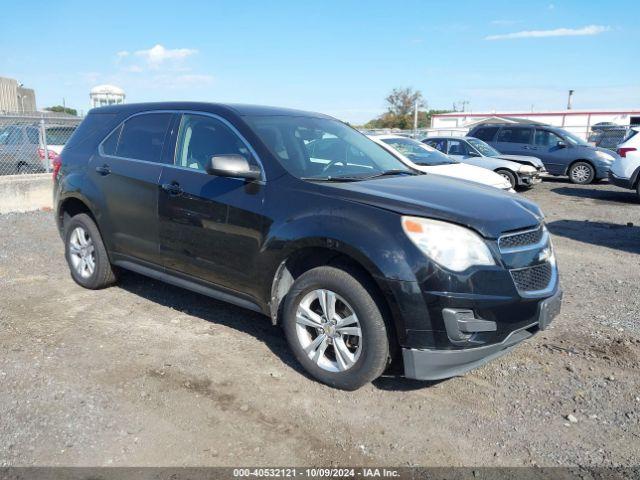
[116,50,130,58]
[485,24,610,41]
[134,44,197,68]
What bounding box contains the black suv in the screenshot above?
[55,102,562,390]
[468,123,618,184]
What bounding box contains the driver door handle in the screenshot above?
[161,182,184,196]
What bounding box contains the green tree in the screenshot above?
[385,87,425,118]
[363,87,444,129]
[44,105,78,116]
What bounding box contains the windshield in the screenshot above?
[561,130,589,146]
[380,137,456,166]
[245,115,414,180]
[467,138,501,157]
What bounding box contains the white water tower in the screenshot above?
[90,85,126,109]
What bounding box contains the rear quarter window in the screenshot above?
[64,113,118,152]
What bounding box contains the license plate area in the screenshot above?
[538,290,562,330]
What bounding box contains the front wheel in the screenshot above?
[568,162,595,184]
[496,169,517,189]
[282,266,390,390]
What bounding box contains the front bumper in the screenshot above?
[517,173,542,187]
[402,287,562,380]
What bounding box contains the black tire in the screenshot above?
[64,213,116,289]
[568,161,595,184]
[636,181,640,202]
[282,266,390,390]
[496,169,517,189]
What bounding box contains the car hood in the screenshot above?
[494,154,545,169]
[318,174,542,238]
[584,145,620,160]
[419,163,509,189]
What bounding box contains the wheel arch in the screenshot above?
[269,244,400,358]
[565,158,595,177]
[57,195,97,230]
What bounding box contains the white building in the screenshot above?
[90,85,125,109]
[431,110,640,139]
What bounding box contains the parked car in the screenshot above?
[468,123,618,184]
[0,123,76,174]
[0,124,42,174]
[55,102,562,390]
[423,136,542,190]
[609,127,640,199]
[37,125,77,168]
[368,135,513,191]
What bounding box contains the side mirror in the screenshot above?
[207,154,261,180]
[557,140,567,148]
[467,150,480,157]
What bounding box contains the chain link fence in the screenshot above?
[0,113,82,176]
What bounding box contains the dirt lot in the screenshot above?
[1,178,639,468]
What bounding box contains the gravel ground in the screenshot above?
[0,178,639,468]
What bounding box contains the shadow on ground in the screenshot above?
[116,269,435,391]
[547,219,640,254]
[550,185,638,204]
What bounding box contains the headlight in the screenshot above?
[401,216,495,271]
[595,150,614,162]
[519,165,537,173]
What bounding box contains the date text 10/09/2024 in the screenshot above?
[232,468,401,478]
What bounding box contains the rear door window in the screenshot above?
[115,113,172,162]
[497,127,533,144]
[472,127,499,141]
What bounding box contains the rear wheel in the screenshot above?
[64,213,116,289]
[636,181,640,202]
[496,169,517,189]
[568,161,595,184]
[282,266,390,390]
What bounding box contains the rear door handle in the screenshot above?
[161,182,184,196]
[95,164,111,175]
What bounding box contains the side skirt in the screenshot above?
[113,258,264,314]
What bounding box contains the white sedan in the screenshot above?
[368,135,513,191]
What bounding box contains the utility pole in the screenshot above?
[567,90,574,110]
[413,100,419,137]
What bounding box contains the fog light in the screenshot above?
[443,309,497,343]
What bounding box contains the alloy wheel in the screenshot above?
[571,164,592,183]
[68,226,96,279]
[295,289,362,372]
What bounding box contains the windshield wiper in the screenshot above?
[301,170,419,183]
[300,176,364,182]
[359,169,420,180]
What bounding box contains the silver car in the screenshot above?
[423,136,545,189]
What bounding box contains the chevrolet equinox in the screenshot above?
[54,102,562,390]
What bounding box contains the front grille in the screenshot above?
[499,226,544,251]
[510,262,553,292]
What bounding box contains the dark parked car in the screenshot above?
[54,102,562,390]
[468,123,619,184]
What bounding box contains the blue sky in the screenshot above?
[1,0,639,123]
